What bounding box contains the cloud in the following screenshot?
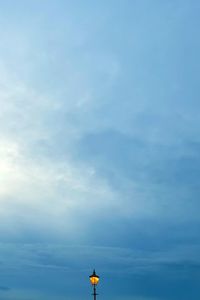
[0,138,117,240]
[0,242,199,274]
[75,129,200,221]
[0,62,120,242]
[0,241,199,300]
[0,1,199,299]
[0,286,10,291]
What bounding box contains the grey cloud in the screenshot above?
[74,129,200,219]
[76,129,200,183]
[0,286,10,291]
[0,242,199,275]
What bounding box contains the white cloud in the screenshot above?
[0,138,117,238]
[0,59,119,240]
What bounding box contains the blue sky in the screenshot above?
[0,0,200,299]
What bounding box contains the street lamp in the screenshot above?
[89,270,99,300]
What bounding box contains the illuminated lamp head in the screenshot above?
[89,270,99,286]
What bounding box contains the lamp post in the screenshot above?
[89,270,99,300]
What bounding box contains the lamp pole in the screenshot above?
[93,283,97,300]
[89,270,99,300]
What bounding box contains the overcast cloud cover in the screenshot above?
[0,1,200,300]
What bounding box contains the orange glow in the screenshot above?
[90,276,99,285]
[90,271,99,285]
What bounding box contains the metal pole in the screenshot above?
[93,284,97,300]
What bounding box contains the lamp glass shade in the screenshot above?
[90,271,99,285]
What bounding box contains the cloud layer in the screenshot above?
[0,1,200,299]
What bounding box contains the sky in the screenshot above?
[0,0,200,299]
